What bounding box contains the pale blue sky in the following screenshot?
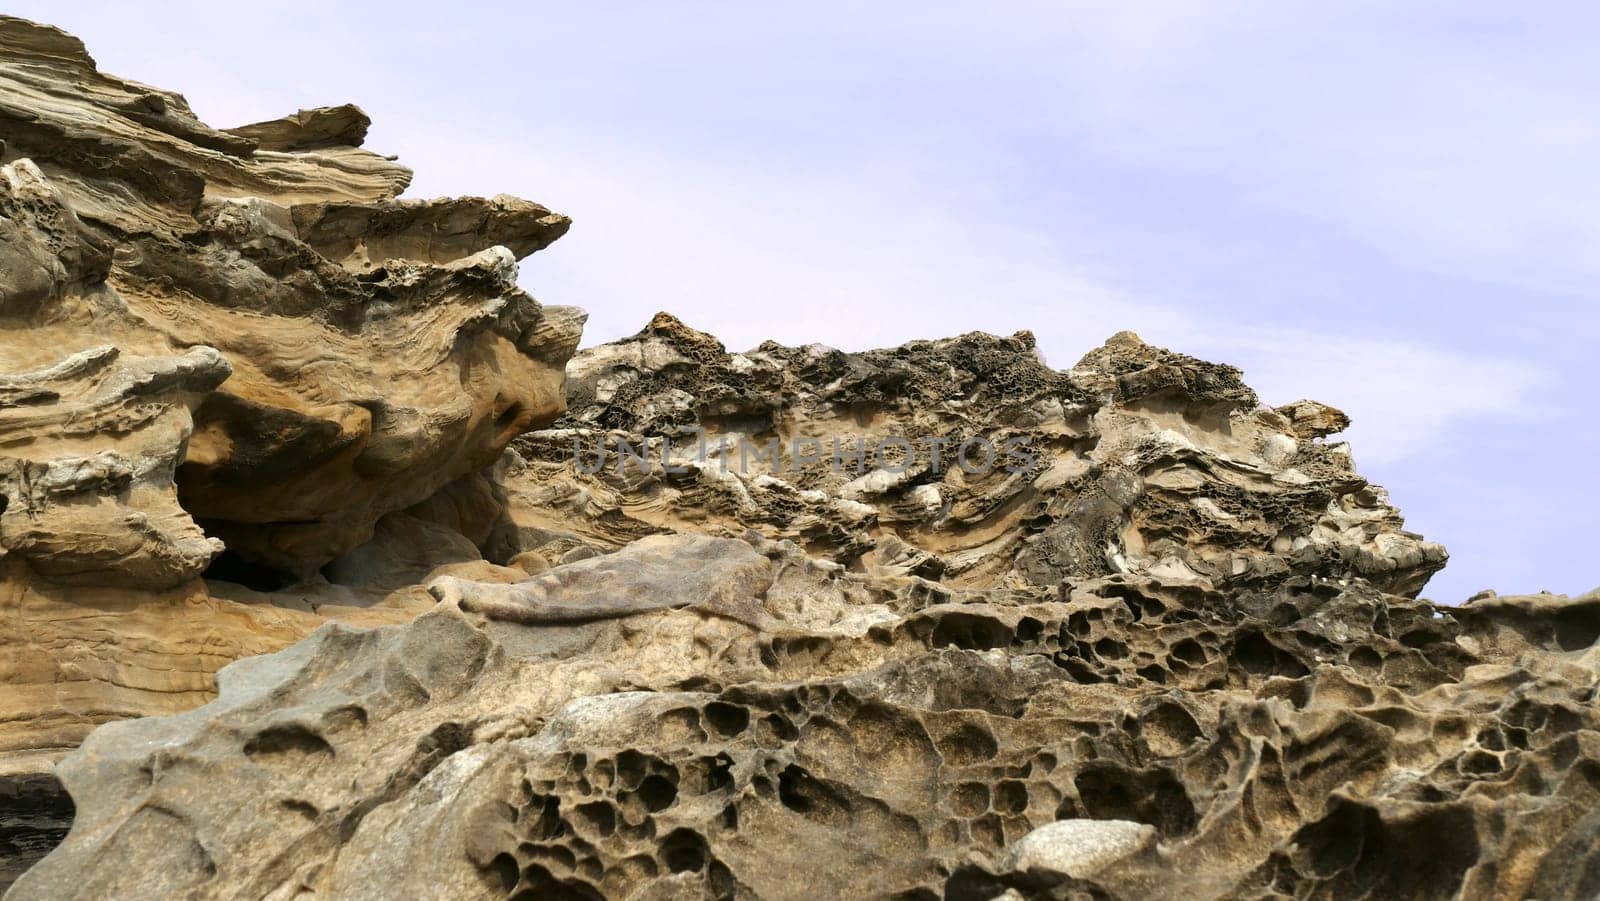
[16,2,1596,602]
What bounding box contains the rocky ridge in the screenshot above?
[5,15,1600,901]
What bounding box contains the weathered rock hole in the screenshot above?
[1015,617,1044,644]
[1093,638,1128,660]
[1125,594,1166,622]
[615,751,648,791]
[761,713,799,743]
[1269,603,1302,626]
[994,780,1028,814]
[528,795,564,841]
[637,773,678,812]
[1070,765,1197,837]
[1554,606,1600,651]
[484,852,519,894]
[1171,637,1208,665]
[204,548,298,592]
[495,401,525,431]
[776,764,852,828]
[320,705,368,732]
[1142,701,1203,755]
[660,828,708,873]
[573,801,616,837]
[706,753,735,793]
[931,613,1012,650]
[243,724,333,763]
[1398,629,1438,649]
[1137,664,1169,684]
[525,842,577,871]
[704,702,750,738]
[970,813,1005,848]
[936,721,999,765]
[1053,652,1105,683]
[1233,631,1310,678]
[280,799,318,821]
[1458,750,1502,775]
[952,782,989,817]
[1347,646,1383,668]
[613,854,659,885]
[517,862,603,901]
[708,859,738,898]
[1291,799,1480,897]
[659,707,705,744]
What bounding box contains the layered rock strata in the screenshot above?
[0,15,579,882]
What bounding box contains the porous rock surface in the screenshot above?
[16,300,1600,899]
[7,16,1600,901]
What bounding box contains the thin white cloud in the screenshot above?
[1018,1,1600,294]
[1193,328,1548,465]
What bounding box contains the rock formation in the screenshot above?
[6,15,1600,901]
[510,314,1445,597]
[0,14,579,884]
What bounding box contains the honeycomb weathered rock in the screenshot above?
[5,14,1598,901]
[13,533,1599,899]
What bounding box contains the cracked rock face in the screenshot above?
[6,15,1600,901]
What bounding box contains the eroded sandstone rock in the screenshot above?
[0,13,580,857]
[13,534,1600,899]
[6,14,1598,901]
[12,311,1597,899]
[0,14,579,580]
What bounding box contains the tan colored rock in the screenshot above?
[0,12,581,853]
[7,15,1599,901]
[1275,398,1353,439]
[0,15,581,580]
[428,534,773,625]
[0,344,227,588]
